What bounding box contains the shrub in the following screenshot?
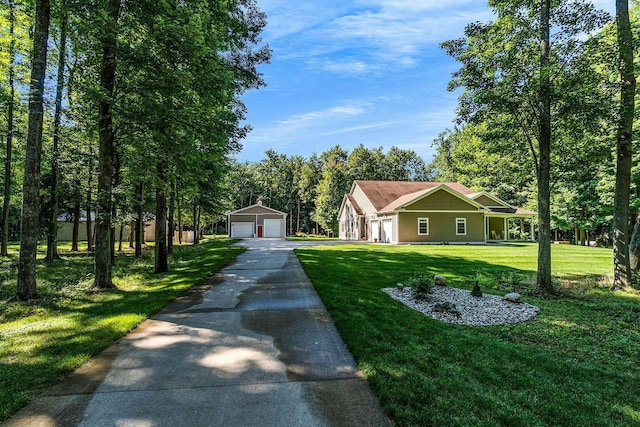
[471,282,482,298]
[408,274,434,300]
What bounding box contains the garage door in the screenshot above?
[263,219,284,238]
[381,219,393,243]
[371,221,379,242]
[231,222,254,238]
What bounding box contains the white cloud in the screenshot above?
[314,2,493,70]
[276,101,371,126]
[318,59,377,75]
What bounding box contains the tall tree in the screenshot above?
[16,0,50,300]
[537,0,553,294]
[2,0,17,257]
[442,0,608,294]
[45,1,68,261]
[94,0,120,289]
[612,0,636,289]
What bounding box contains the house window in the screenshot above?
[456,218,467,235]
[418,218,429,235]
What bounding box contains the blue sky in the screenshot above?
[237,0,613,164]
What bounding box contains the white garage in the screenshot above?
[227,201,288,239]
[230,222,254,238]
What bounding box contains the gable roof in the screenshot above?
[346,194,363,215]
[378,184,486,213]
[468,191,513,208]
[337,193,364,220]
[354,180,476,212]
[227,204,287,216]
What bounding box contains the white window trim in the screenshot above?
[456,218,467,236]
[418,218,429,235]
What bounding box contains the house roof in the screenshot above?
[346,194,363,215]
[352,180,537,216]
[378,184,487,213]
[354,180,476,211]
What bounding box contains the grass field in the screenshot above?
[296,243,640,426]
[0,239,244,421]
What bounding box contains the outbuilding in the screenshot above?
[227,201,287,238]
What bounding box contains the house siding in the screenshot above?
[352,184,377,216]
[234,206,280,215]
[339,199,362,240]
[475,194,506,207]
[406,189,479,211]
[398,212,485,242]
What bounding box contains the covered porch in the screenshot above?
[486,213,537,242]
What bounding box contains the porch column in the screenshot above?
[503,218,508,241]
[530,217,535,241]
[484,216,488,242]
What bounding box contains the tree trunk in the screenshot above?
[2,0,16,257]
[72,199,80,251]
[110,206,116,266]
[17,0,50,300]
[297,198,301,233]
[155,164,168,273]
[192,201,199,245]
[612,0,636,289]
[629,215,640,270]
[178,195,183,244]
[94,0,120,289]
[46,8,67,262]
[86,143,94,252]
[135,182,143,257]
[167,181,175,254]
[118,222,123,252]
[536,0,553,295]
[197,206,202,240]
[129,219,134,248]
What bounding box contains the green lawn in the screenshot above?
[295,243,640,427]
[0,239,244,421]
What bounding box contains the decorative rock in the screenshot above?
[434,275,447,286]
[396,283,405,290]
[381,286,540,326]
[433,301,456,313]
[503,292,522,303]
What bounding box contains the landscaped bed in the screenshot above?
[0,239,244,422]
[295,242,640,426]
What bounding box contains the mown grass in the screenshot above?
[295,243,640,426]
[0,238,244,421]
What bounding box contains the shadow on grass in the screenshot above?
[0,239,244,421]
[295,245,640,426]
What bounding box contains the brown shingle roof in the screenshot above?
[346,194,363,215]
[355,180,475,211]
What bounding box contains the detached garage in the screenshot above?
[227,201,287,239]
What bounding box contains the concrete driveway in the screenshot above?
[6,238,389,427]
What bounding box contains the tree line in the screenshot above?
[226,145,429,235]
[0,0,270,300]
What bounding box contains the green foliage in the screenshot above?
[0,239,244,421]
[296,243,640,426]
[471,281,482,297]
[407,274,433,300]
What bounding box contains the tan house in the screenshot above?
[338,180,537,244]
[227,201,287,238]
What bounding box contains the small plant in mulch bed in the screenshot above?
[408,274,434,301]
[471,281,483,298]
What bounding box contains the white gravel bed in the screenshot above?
[382,286,540,326]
